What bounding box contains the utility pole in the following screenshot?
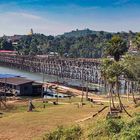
[56,46,59,104]
[4,77,7,102]
[41,61,45,98]
[81,60,84,104]
[56,75,59,104]
[86,78,89,101]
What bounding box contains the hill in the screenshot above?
[62,29,97,38]
[0,29,136,58]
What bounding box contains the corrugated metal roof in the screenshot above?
[0,77,34,85]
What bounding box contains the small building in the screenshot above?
[0,77,42,96]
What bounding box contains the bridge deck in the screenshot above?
[0,54,101,83]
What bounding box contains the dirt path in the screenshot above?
[76,106,108,123]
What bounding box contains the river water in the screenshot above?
[0,66,88,87]
[0,66,108,94]
[0,66,126,94]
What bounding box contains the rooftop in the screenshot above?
[0,77,34,86]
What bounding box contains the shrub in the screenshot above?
[88,119,124,140]
[43,126,64,140]
[119,114,140,140]
[127,114,140,128]
[88,124,107,139]
[120,126,140,140]
[105,119,124,135]
[64,125,82,140]
[43,125,82,140]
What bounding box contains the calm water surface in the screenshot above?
[0,66,85,86]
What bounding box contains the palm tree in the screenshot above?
[105,36,128,111]
[107,61,132,117]
[106,36,128,61]
[101,58,113,94]
[107,62,124,111]
[101,58,116,110]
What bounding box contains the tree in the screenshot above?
[122,54,140,103]
[106,36,128,61]
[105,36,128,112]
[101,58,115,110]
[133,33,140,51]
[0,38,13,50]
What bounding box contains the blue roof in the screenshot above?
[0,74,20,78]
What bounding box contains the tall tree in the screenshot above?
[106,36,128,61]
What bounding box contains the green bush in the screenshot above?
[120,126,140,140]
[64,125,82,140]
[88,119,124,140]
[43,126,64,140]
[43,125,82,140]
[105,119,124,135]
[127,114,140,128]
[44,115,140,140]
[119,114,140,140]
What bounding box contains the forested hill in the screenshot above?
[62,29,105,38]
[0,29,136,58]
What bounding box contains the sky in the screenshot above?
[0,0,140,36]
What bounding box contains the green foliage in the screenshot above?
[0,30,138,58]
[122,54,140,82]
[88,121,108,139]
[43,126,64,140]
[106,35,128,61]
[119,114,140,140]
[101,59,125,83]
[43,114,140,140]
[89,114,140,140]
[120,126,140,140]
[105,119,124,135]
[63,125,83,140]
[107,61,124,79]
[0,37,13,50]
[43,125,82,140]
[88,119,124,139]
[133,33,140,51]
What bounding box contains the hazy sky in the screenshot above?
[0,0,140,36]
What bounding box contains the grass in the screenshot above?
[0,95,139,140]
[0,97,103,140]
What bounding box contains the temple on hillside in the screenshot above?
[28,28,34,36]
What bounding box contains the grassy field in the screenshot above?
[0,97,105,140]
[0,96,139,140]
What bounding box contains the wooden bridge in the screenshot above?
[0,54,101,83]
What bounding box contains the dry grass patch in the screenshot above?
[0,99,103,140]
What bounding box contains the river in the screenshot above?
[0,66,89,87]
